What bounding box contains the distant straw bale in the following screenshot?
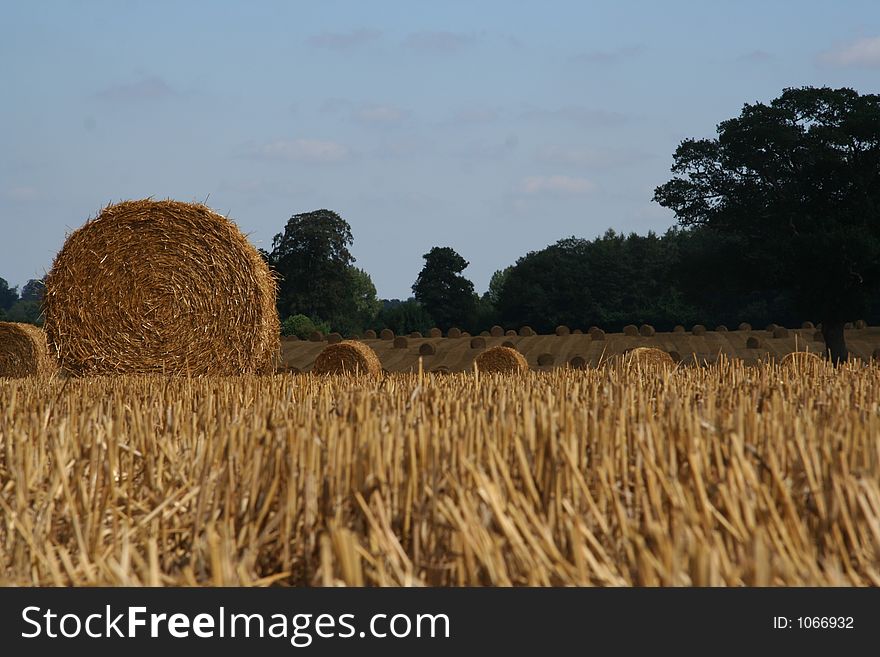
[475,346,529,373]
[364,329,377,340]
[668,350,682,363]
[43,199,279,376]
[309,331,324,342]
[447,327,462,339]
[479,330,490,337]
[746,337,760,349]
[639,324,655,337]
[518,326,535,337]
[327,332,343,344]
[393,336,408,349]
[429,328,442,338]
[621,347,675,367]
[419,343,436,356]
[673,325,686,333]
[501,340,517,349]
[873,348,880,362]
[470,337,486,349]
[0,322,56,378]
[568,355,586,369]
[589,328,605,340]
[772,327,789,339]
[461,331,471,338]
[380,328,394,341]
[537,353,554,366]
[715,325,728,332]
[555,325,570,336]
[505,330,517,337]
[623,324,639,336]
[490,325,504,337]
[813,331,824,342]
[312,340,381,376]
[432,365,451,375]
[855,319,867,329]
[409,331,423,339]
[572,328,583,334]
[766,323,779,333]
[844,322,854,329]
[801,321,815,329]
[691,325,707,336]
[738,323,752,331]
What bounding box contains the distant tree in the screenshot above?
[654,86,880,362]
[280,314,330,339]
[412,247,476,330]
[5,300,42,325]
[376,298,434,335]
[267,209,356,330]
[20,278,45,303]
[337,267,381,336]
[0,277,18,311]
[485,267,513,307]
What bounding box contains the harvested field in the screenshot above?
[1,360,879,586]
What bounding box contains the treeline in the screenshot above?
[0,278,44,325]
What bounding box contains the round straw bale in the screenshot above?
[589,328,605,340]
[639,324,655,337]
[393,336,408,349]
[781,351,823,369]
[364,329,377,339]
[691,324,707,336]
[501,340,517,349]
[668,350,682,363]
[715,325,728,332]
[480,330,490,337]
[461,331,471,338]
[737,322,752,331]
[409,331,423,339]
[419,343,436,356]
[772,327,789,339]
[812,331,824,342]
[327,332,343,344]
[43,199,279,376]
[0,322,56,378]
[569,355,586,369]
[490,325,504,337]
[765,323,778,333]
[623,324,639,336]
[518,326,535,337]
[746,337,760,349]
[801,321,815,329]
[572,328,583,334]
[429,327,442,338]
[447,327,462,338]
[844,322,854,329]
[282,334,300,342]
[380,328,394,341]
[505,329,517,337]
[673,324,686,333]
[312,340,381,375]
[309,330,324,342]
[470,336,486,349]
[555,325,570,336]
[432,365,451,375]
[855,319,867,329]
[622,347,675,367]
[475,346,529,373]
[537,353,554,366]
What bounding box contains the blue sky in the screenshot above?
[2,0,879,299]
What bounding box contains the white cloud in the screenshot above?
[96,75,177,102]
[252,139,351,163]
[819,36,880,68]
[520,175,596,195]
[307,29,381,50]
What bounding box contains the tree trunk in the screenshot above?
[821,320,849,365]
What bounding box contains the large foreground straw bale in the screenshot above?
[0,322,56,378]
[475,346,529,373]
[44,199,279,376]
[312,340,381,375]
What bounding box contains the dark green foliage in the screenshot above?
[4,300,42,325]
[0,277,18,311]
[281,314,330,339]
[19,278,45,303]
[412,247,477,331]
[375,299,434,335]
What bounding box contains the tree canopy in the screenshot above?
[654,86,880,361]
[412,247,476,330]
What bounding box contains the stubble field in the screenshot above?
[1,357,879,586]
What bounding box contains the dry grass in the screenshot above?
[1,360,880,587]
[0,322,56,378]
[43,199,279,376]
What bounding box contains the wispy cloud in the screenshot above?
[737,49,774,63]
[96,75,177,102]
[249,139,351,163]
[404,31,477,54]
[1,186,39,202]
[819,35,880,68]
[307,28,381,50]
[443,107,500,125]
[522,105,628,126]
[570,45,643,65]
[354,105,410,125]
[455,134,519,159]
[520,175,596,195]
